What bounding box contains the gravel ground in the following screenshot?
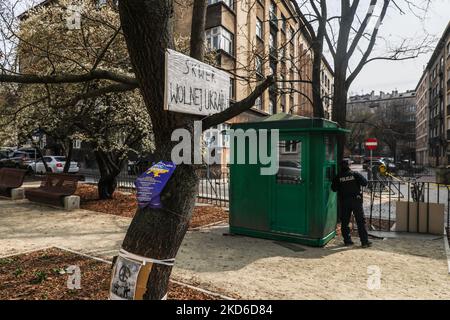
[1,199,449,300]
[0,248,221,300]
[174,225,450,300]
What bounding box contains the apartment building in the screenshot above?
[175,0,320,124]
[415,21,450,167]
[321,60,334,120]
[415,70,429,166]
[347,90,417,160]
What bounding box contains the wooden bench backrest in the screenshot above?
[41,173,80,195]
[0,168,27,188]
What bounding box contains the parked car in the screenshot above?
[0,148,14,159]
[0,151,32,169]
[363,158,397,174]
[363,159,384,171]
[28,156,80,174]
[350,155,364,164]
[379,158,397,173]
[0,149,13,160]
[17,147,40,161]
[277,161,302,182]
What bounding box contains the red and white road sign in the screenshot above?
[365,138,378,150]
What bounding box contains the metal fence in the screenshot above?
[78,167,230,207]
[363,179,450,233]
[196,168,229,207]
[80,169,137,192]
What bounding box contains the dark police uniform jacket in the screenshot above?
[331,170,368,199]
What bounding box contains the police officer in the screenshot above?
[331,160,372,248]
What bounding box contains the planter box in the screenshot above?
[395,201,444,235]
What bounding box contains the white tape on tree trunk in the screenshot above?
[119,248,175,266]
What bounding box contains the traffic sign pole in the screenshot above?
[370,150,373,180]
[365,138,378,181]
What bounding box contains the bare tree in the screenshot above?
[0,0,434,300]
[291,0,434,160]
[0,0,274,299]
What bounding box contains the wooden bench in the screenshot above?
[25,173,81,209]
[0,168,27,198]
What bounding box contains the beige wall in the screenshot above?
[173,0,318,120]
[415,71,429,165]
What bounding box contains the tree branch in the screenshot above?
[50,83,138,109]
[346,0,377,59]
[346,0,390,87]
[0,70,138,86]
[202,75,275,129]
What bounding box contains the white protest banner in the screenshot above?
[164,49,230,116]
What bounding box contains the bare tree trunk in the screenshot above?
[190,0,207,61]
[332,67,348,163]
[116,0,200,299]
[95,149,121,200]
[311,1,327,118]
[63,140,74,173]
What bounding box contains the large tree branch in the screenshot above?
[346,0,377,59]
[202,75,275,129]
[50,83,138,109]
[290,0,317,41]
[190,0,207,61]
[0,70,138,86]
[346,0,390,87]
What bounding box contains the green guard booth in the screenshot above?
[229,114,349,247]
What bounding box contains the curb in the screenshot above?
[443,228,450,275]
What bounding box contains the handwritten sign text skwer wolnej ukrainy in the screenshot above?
[165,49,231,116]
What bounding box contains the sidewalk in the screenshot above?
[1,199,449,299]
[174,225,450,299]
[0,199,130,258]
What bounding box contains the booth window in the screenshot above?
[325,136,336,162]
[277,140,302,184]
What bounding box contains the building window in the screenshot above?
[208,0,234,10]
[205,27,234,55]
[73,140,82,150]
[282,140,299,154]
[289,95,294,113]
[255,96,262,110]
[256,18,263,40]
[269,30,277,57]
[281,95,286,113]
[218,123,231,148]
[269,58,277,76]
[269,1,277,24]
[269,94,277,114]
[277,140,302,184]
[256,55,263,75]
[289,26,295,44]
[97,0,107,8]
[281,14,286,33]
[229,78,235,100]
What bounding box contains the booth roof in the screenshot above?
[231,113,349,133]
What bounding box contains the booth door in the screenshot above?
[271,135,308,235]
